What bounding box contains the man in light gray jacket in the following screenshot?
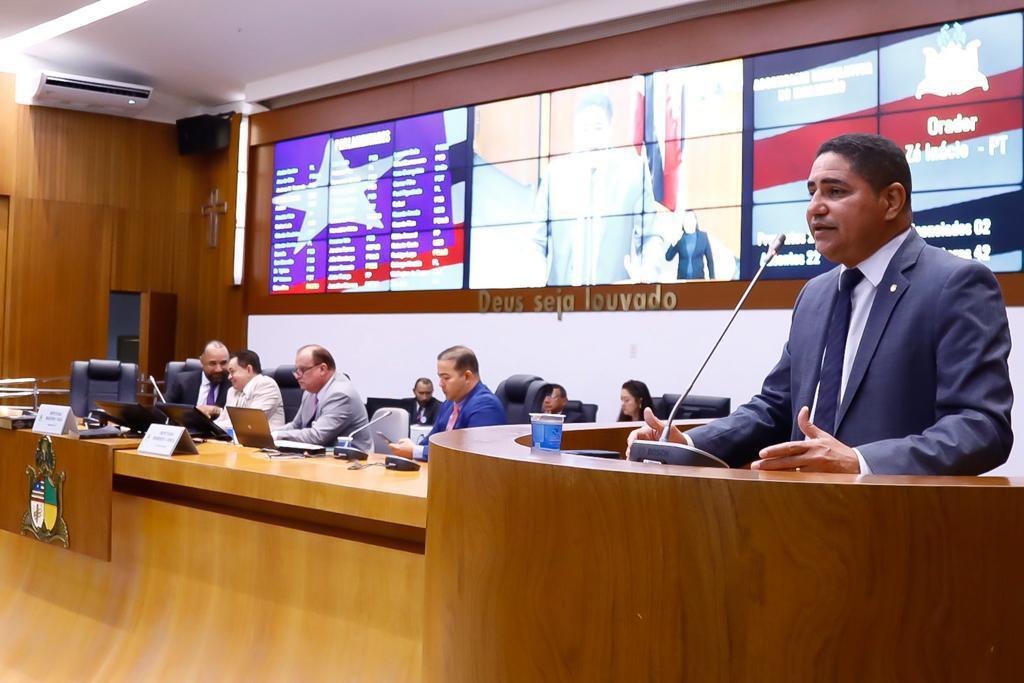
[273,344,371,451]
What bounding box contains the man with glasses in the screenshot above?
[541,383,587,423]
[273,344,371,451]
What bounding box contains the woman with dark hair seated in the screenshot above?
[618,380,654,422]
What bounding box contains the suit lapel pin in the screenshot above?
[889,284,897,293]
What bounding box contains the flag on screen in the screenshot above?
[641,74,685,212]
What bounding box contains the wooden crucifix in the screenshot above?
[201,189,228,248]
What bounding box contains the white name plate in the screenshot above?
[32,405,77,436]
[138,424,198,457]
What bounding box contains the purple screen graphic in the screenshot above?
[274,134,331,195]
[271,109,468,294]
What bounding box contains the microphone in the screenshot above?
[333,409,393,461]
[630,233,788,467]
[149,375,166,403]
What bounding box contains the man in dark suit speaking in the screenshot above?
[631,133,1012,475]
[166,340,231,409]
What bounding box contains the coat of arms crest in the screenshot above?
[20,435,69,547]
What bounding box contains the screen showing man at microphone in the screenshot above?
[630,132,1013,476]
[467,64,745,289]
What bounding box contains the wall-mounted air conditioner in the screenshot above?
[30,71,152,114]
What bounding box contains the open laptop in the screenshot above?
[226,406,325,455]
[156,402,233,442]
[95,400,168,435]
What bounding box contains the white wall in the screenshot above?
[249,307,1024,476]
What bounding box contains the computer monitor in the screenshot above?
[94,400,168,435]
[156,402,232,441]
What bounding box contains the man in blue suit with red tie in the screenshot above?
[388,345,506,461]
[631,133,1012,475]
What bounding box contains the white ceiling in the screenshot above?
[0,0,760,122]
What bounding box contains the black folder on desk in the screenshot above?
[156,402,233,441]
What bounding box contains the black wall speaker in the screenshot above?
[176,114,231,155]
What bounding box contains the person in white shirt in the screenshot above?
[198,349,286,431]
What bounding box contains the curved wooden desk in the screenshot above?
[424,424,1024,682]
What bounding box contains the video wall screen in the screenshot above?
[269,10,1024,294]
[271,110,468,293]
[748,11,1023,278]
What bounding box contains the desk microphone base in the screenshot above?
[629,440,729,468]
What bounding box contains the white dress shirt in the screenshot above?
[217,374,286,431]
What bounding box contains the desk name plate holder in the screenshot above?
[138,424,199,457]
[32,405,78,438]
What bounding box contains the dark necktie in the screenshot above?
[205,383,217,405]
[815,268,864,433]
[306,394,319,428]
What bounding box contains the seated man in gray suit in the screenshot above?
[273,344,371,451]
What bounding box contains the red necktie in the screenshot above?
[445,403,460,431]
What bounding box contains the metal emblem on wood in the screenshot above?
[20,435,70,548]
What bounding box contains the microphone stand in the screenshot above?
[332,409,393,461]
[629,235,788,467]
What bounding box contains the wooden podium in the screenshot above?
[423,423,1024,682]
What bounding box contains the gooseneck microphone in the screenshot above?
[630,233,787,467]
[333,409,393,461]
[149,375,166,403]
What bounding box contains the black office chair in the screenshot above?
[365,396,407,421]
[164,358,201,396]
[654,394,730,420]
[269,365,303,422]
[69,359,139,418]
[577,402,598,423]
[494,374,546,424]
[538,382,597,423]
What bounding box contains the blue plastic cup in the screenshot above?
[530,413,565,451]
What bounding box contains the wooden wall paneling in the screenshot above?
[170,213,205,358]
[110,209,180,292]
[138,291,177,380]
[0,196,8,377]
[0,74,15,196]
[171,116,245,358]
[0,90,241,382]
[126,118,182,212]
[14,105,119,205]
[3,198,113,378]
